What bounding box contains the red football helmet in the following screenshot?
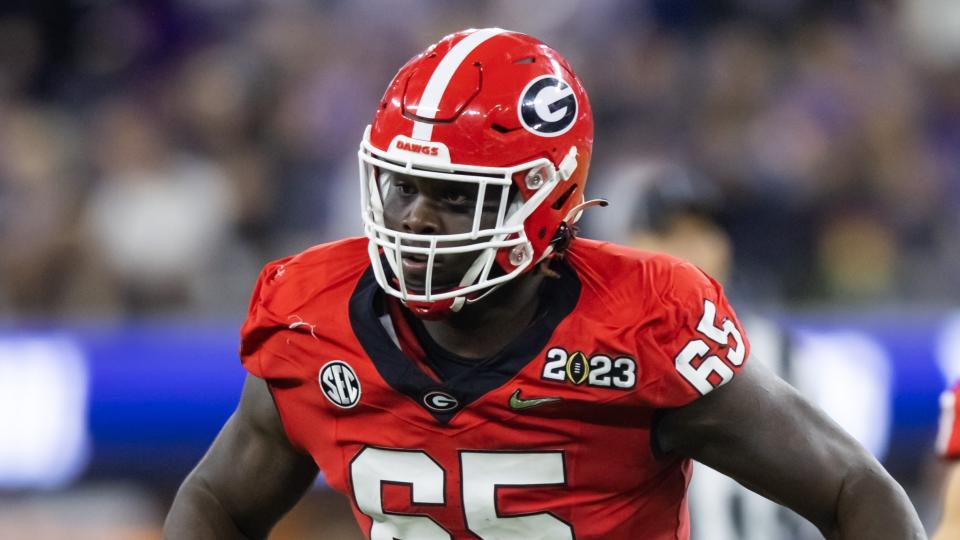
[359,28,594,318]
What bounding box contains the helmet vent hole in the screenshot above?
[491,123,518,134]
[538,227,547,239]
[552,184,579,210]
[513,56,536,64]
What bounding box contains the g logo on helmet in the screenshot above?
[518,75,578,137]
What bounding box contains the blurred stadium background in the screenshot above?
[2,0,960,538]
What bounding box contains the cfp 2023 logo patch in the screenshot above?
[541,347,636,389]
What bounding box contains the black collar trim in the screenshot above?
[348,262,582,424]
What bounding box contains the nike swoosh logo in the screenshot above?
[508,389,562,410]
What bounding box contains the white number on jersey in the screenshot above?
[351,447,573,539]
[675,299,746,395]
[351,448,450,539]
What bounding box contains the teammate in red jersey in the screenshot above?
[935,383,960,540]
[164,28,923,539]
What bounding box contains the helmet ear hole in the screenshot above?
[552,184,579,210]
[491,123,518,134]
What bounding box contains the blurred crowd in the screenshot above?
[2,0,959,320]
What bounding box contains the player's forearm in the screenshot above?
[826,466,925,540]
[163,476,256,540]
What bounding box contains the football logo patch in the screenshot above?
[542,347,637,390]
[566,351,590,385]
[319,360,361,408]
[518,75,577,137]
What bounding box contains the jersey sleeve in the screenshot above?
[239,256,297,380]
[649,260,751,408]
[938,384,960,460]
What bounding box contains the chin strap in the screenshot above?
[551,198,609,252]
[403,296,466,320]
[564,198,609,223]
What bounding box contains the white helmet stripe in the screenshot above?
[411,28,505,141]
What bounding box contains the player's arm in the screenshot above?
[935,464,960,540]
[163,374,319,540]
[656,360,925,540]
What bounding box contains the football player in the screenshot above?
[164,28,924,539]
[935,383,960,540]
[586,162,798,539]
[586,161,898,540]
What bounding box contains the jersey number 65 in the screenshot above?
[350,447,574,539]
[674,299,745,395]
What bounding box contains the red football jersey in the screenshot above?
[938,383,960,460]
[240,237,750,540]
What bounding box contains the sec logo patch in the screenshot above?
[319,360,361,408]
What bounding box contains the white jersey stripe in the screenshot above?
[411,28,505,141]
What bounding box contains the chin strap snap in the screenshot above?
[551,198,610,253]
